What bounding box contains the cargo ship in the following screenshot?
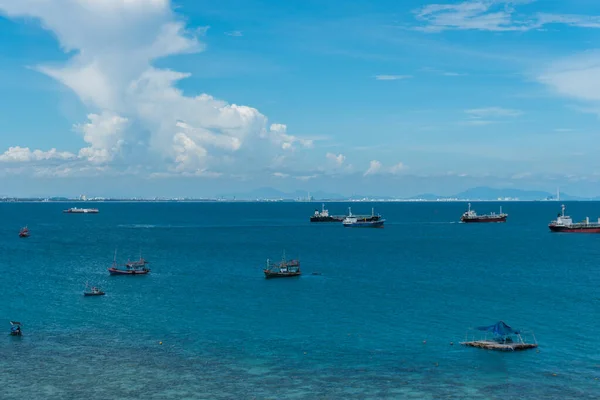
[342,208,385,228]
[548,204,600,233]
[310,204,381,223]
[460,203,507,223]
[63,207,99,214]
[310,204,344,222]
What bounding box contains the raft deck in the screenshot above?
[461,340,538,351]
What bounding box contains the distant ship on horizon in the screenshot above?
[63,207,99,214]
[548,204,600,233]
[310,204,381,223]
[460,203,507,223]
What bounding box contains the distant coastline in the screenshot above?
[0,185,592,203]
[0,197,580,203]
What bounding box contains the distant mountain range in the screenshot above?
[222,186,598,201]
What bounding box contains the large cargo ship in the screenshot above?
[548,204,600,233]
[310,204,344,222]
[460,203,507,223]
[310,204,381,223]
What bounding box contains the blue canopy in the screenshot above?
[476,321,520,336]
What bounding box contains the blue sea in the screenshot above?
[1,201,599,399]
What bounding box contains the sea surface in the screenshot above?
[1,201,599,399]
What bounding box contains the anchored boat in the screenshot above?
[9,321,22,337]
[549,204,600,233]
[460,203,507,223]
[461,321,537,351]
[63,207,99,214]
[342,207,385,228]
[83,284,105,296]
[264,252,301,279]
[310,203,345,222]
[18,226,29,238]
[108,250,150,275]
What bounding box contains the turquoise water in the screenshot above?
[1,201,599,399]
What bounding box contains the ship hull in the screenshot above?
[548,225,600,233]
[264,271,301,279]
[343,220,385,228]
[310,216,344,222]
[84,292,106,296]
[108,268,150,275]
[461,216,507,223]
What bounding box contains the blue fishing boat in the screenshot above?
[342,208,385,228]
[460,321,537,351]
[9,321,22,336]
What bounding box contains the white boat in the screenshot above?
[63,207,99,214]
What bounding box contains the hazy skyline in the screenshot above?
[1,0,600,197]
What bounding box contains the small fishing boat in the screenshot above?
[18,226,30,238]
[9,321,22,336]
[342,208,385,228]
[83,283,105,296]
[461,321,537,351]
[107,249,150,276]
[264,252,301,279]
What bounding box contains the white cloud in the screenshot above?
[0,0,313,178]
[414,0,532,32]
[272,172,289,178]
[268,124,314,151]
[465,107,523,118]
[374,75,413,80]
[225,30,243,37]
[74,112,129,164]
[538,51,600,103]
[363,160,406,176]
[536,13,600,29]
[0,146,76,163]
[413,1,600,32]
[364,160,382,176]
[389,162,406,174]
[326,152,346,166]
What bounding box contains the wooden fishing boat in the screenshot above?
[9,321,22,336]
[18,226,29,238]
[107,249,150,275]
[264,252,301,279]
[461,321,537,351]
[83,283,105,296]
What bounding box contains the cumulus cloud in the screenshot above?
[0,0,313,177]
[363,160,406,176]
[326,152,346,166]
[0,146,76,163]
[364,160,383,176]
[74,112,129,164]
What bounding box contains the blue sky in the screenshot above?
[1,0,600,197]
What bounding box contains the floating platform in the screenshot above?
[461,340,538,351]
